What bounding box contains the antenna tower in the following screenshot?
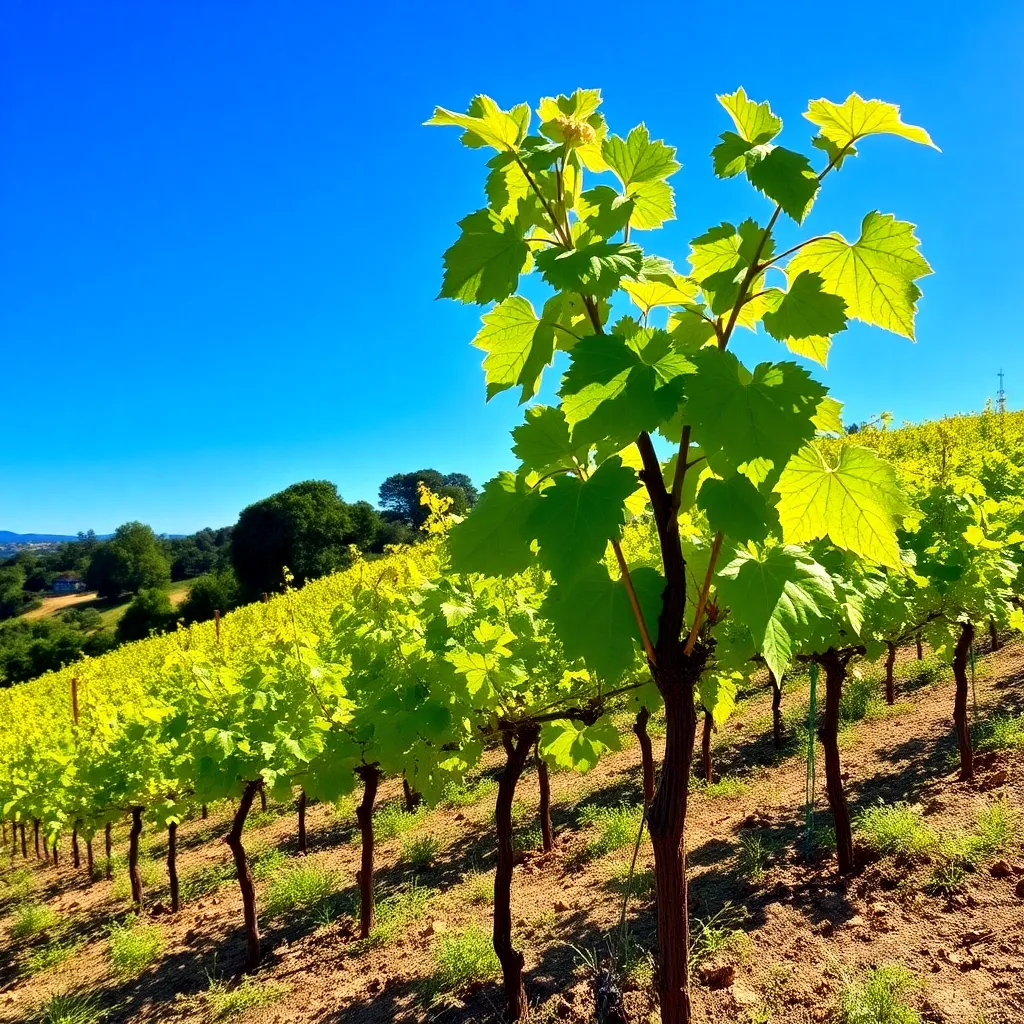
[997,369,1006,415]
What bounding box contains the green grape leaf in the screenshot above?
[577,185,635,240]
[425,95,530,151]
[762,271,848,342]
[774,445,908,567]
[560,326,693,449]
[537,89,608,170]
[528,457,638,582]
[540,563,663,680]
[716,544,836,681]
[689,219,770,315]
[782,333,832,367]
[718,88,782,144]
[623,271,698,315]
[804,94,938,151]
[812,134,857,169]
[511,406,584,473]
[485,151,533,220]
[787,212,931,339]
[698,672,739,726]
[711,132,768,178]
[447,471,539,576]
[812,396,844,434]
[539,718,620,773]
[627,178,675,230]
[696,473,777,543]
[667,306,717,351]
[535,242,644,298]
[745,146,819,224]
[471,295,559,402]
[603,124,681,186]
[684,350,825,472]
[440,208,529,305]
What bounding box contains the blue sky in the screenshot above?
[1,0,1021,535]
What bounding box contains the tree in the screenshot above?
[0,565,28,620]
[116,588,175,643]
[178,569,239,625]
[231,481,377,601]
[378,470,478,529]
[85,523,170,599]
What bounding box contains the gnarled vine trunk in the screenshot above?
[402,777,422,813]
[770,671,784,748]
[700,710,713,784]
[819,650,854,876]
[494,726,540,1022]
[989,617,1000,652]
[86,838,94,880]
[633,707,655,806]
[168,823,180,912]
[225,781,261,971]
[201,804,208,820]
[51,840,58,868]
[916,631,924,660]
[297,790,307,855]
[648,677,699,1024]
[884,641,897,705]
[104,822,113,880]
[952,621,975,781]
[128,807,144,908]
[20,822,27,859]
[33,819,41,859]
[259,785,268,812]
[355,764,380,939]
[72,827,80,868]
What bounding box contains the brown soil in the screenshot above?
[20,592,100,620]
[2,643,1022,1024]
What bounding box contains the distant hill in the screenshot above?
[0,531,79,544]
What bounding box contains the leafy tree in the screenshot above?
[85,523,170,599]
[0,564,29,620]
[431,87,935,1023]
[231,481,379,600]
[378,470,478,529]
[116,588,175,643]
[178,569,240,625]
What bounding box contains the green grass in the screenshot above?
[689,905,747,967]
[606,858,655,895]
[401,834,443,867]
[179,861,234,901]
[578,802,644,858]
[838,965,921,1024]
[975,712,1024,752]
[11,902,59,939]
[0,866,34,905]
[204,977,288,1019]
[441,778,497,808]
[24,940,80,976]
[693,775,749,799]
[855,802,936,858]
[242,809,278,831]
[108,920,164,978]
[35,992,101,1024]
[430,925,501,992]
[464,871,493,905]
[263,862,339,917]
[365,882,434,946]
[249,846,286,882]
[941,800,1017,867]
[736,833,776,883]
[925,859,968,898]
[514,827,544,854]
[373,802,428,841]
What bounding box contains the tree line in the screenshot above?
[0,470,476,685]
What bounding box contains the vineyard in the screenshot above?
[2,89,1024,1024]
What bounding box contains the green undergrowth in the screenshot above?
[111,857,163,902]
[263,860,340,917]
[975,712,1024,752]
[362,882,434,947]
[402,833,444,867]
[179,861,235,901]
[692,774,749,799]
[838,964,921,1024]
[204,976,289,1018]
[856,802,936,858]
[108,919,164,978]
[578,802,644,858]
[927,800,1017,895]
[463,871,493,905]
[737,833,778,883]
[0,866,33,907]
[243,808,279,831]
[249,846,286,881]
[441,778,497,808]
[689,904,748,967]
[23,939,81,976]
[11,902,59,939]
[430,924,501,993]
[374,802,429,841]
[35,992,102,1024]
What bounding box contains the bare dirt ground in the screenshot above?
[20,592,100,620]
[1,642,1022,1024]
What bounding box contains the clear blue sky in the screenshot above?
[1,0,1021,535]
